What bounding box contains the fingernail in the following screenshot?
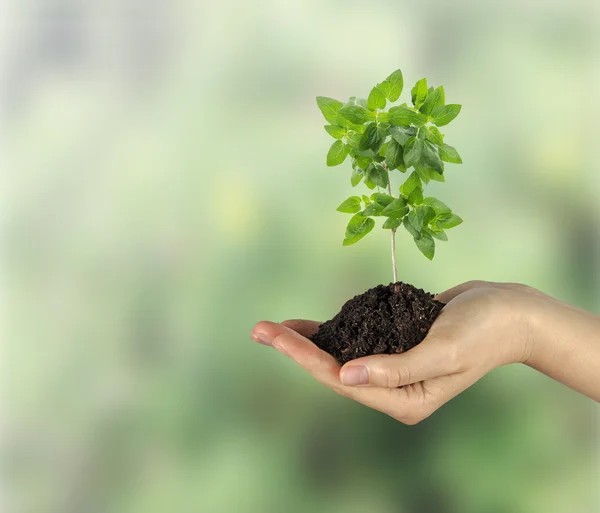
[341,366,369,386]
[251,332,272,346]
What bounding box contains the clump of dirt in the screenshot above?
[311,282,444,364]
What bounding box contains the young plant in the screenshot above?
[317,69,463,282]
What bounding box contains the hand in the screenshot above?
[251,281,600,424]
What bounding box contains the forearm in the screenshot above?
[526,295,600,402]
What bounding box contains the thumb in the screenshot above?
[339,336,458,388]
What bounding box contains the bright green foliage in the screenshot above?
[343,214,375,246]
[336,196,362,214]
[326,140,348,166]
[316,96,343,124]
[317,69,463,260]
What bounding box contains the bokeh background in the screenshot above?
[4,0,600,512]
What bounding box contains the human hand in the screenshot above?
[251,281,600,424]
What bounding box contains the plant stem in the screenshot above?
[383,162,398,283]
[391,224,398,283]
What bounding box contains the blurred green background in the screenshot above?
[5,1,599,512]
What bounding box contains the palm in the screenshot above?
[264,318,470,424]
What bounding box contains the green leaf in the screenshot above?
[355,156,371,169]
[421,141,444,174]
[385,139,405,170]
[408,208,426,233]
[350,166,364,187]
[389,125,416,146]
[362,194,372,205]
[383,217,402,229]
[362,203,384,216]
[339,105,374,124]
[419,86,445,117]
[403,216,420,238]
[421,205,436,225]
[422,197,451,215]
[385,69,404,101]
[367,163,388,188]
[347,133,364,150]
[427,227,448,241]
[324,125,346,139]
[343,214,375,246]
[358,149,377,158]
[367,86,386,110]
[359,123,385,152]
[414,232,435,260]
[431,104,461,126]
[439,143,462,164]
[436,86,445,107]
[428,170,445,182]
[389,106,427,126]
[408,187,424,205]
[371,193,395,207]
[336,196,362,213]
[376,111,391,123]
[326,140,349,166]
[364,176,377,190]
[399,171,422,197]
[415,166,432,184]
[381,197,409,218]
[336,113,365,131]
[378,142,388,158]
[436,213,463,229]
[404,137,424,168]
[377,80,392,98]
[421,125,445,146]
[317,96,343,124]
[411,78,428,109]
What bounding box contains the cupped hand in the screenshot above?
[251,281,600,423]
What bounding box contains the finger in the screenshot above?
[344,386,427,425]
[252,322,439,424]
[419,367,484,413]
[280,319,322,338]
[252,321,341,388]
[356,365,485,424]
[435,280,493,303]
[339,334,460,388]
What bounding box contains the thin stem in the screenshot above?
[391,225,398,283]
[383,162,398,283]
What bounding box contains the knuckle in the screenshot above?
[444,342,462,372]
[382,364,410,387]
[503,282,529,291]
[271,332,288,351]
[464,279,489,289]
[396,365,411,387]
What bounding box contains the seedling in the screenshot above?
[317,69,463,282]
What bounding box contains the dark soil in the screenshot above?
[311,282,445,364]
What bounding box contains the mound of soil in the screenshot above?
[311,282,444,364]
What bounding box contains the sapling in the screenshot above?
[317,69,463,283]
[310,69,465,364]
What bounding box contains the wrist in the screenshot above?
[493,286,543,367]
[514,290,574,369]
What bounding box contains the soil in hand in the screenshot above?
[311,282,445,364]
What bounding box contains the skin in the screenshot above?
[250,281,600,424]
